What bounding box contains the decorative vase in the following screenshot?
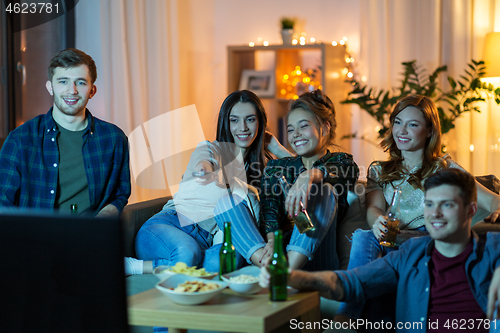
[281,29,294,45]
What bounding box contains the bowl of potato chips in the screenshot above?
[153,262,217,281]
[156,274,227,305]
[221,266,262,295]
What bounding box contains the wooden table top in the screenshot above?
[128,287,320,333]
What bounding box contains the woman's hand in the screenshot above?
[372,215,388,241]
[286,171,312,218]
[285,169,323,217]
[484,209,500,223]
[265,131,293,158]
[259,235,275,265]
[193,161,215,185]
[259,242,273,266]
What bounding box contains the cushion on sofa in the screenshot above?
[121,196,171,257]
[337,184,369,270]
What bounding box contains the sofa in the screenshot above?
[123,176,500,332]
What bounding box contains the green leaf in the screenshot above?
[448,77,457,89]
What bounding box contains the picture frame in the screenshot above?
[239,70,275,98]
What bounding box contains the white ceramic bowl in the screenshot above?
[156,274,227,305]
[221,266,262,295]
[153,265,217,281]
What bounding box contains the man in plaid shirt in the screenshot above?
[0,48,130,217]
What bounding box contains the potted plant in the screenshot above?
[280,17,295,45]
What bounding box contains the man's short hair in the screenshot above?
[424,168,477,205]
[47,48,97,84]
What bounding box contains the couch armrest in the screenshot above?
[121,196,171,257]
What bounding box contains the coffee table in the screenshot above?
[127,287,321,333]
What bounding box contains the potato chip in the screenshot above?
[165,262,214,276]
[172,281,220,293]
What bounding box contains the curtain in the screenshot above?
[76,0,217,204]
[351,0,500,177]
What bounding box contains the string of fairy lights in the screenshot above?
[247,35,363,100]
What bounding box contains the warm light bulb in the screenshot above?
[343,36,348,41]
[339,40,345,45]
[342,68,349,75]
[281,89,286,95]
[283,74,289,80]
[296,70,301,75]
[293,95,299,99]
[350,58,354,62]
[310,37,316,43]
[332,41,337,46]
[249,42,255,47]
[300,36,305,41]
[295,66,301,70]
[345,58,351,63]
[347,72,353,78]
[292,39,298,45]
[300,40,306,45]
[263,41,269,46]
[361,76,367,82]
[470,144,475,152]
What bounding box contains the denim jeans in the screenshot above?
[336,226,427,324]
[214,182,339,271]
[135,208,234,272]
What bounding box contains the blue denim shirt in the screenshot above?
[336,232,500,332]
[0,108,131,214]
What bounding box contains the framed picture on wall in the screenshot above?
[239,70,275,98]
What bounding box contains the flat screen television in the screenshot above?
[0,210,129,333]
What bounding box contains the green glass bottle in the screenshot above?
[71,204,78,215]
[269,230,288,301]
[219,222,236,280]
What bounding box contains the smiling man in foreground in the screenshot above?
[261,168,500,332]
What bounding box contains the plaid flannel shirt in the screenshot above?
[260,151,359,234]
[0,108,131,214]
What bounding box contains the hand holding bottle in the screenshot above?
[379,187,402,248]
[372,215,389,240]
[278,174,315,234]
[285,172,311,218]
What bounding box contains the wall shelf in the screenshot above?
[227,43,353,152]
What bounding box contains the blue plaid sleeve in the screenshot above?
[0,132,21,207]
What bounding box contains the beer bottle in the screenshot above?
[219,222,236,280]
[269,230,288,301]
[277,175,314,234]
[71,204,78,215]
[379,187,401,248]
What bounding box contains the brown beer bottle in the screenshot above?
[379,187,401,248]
